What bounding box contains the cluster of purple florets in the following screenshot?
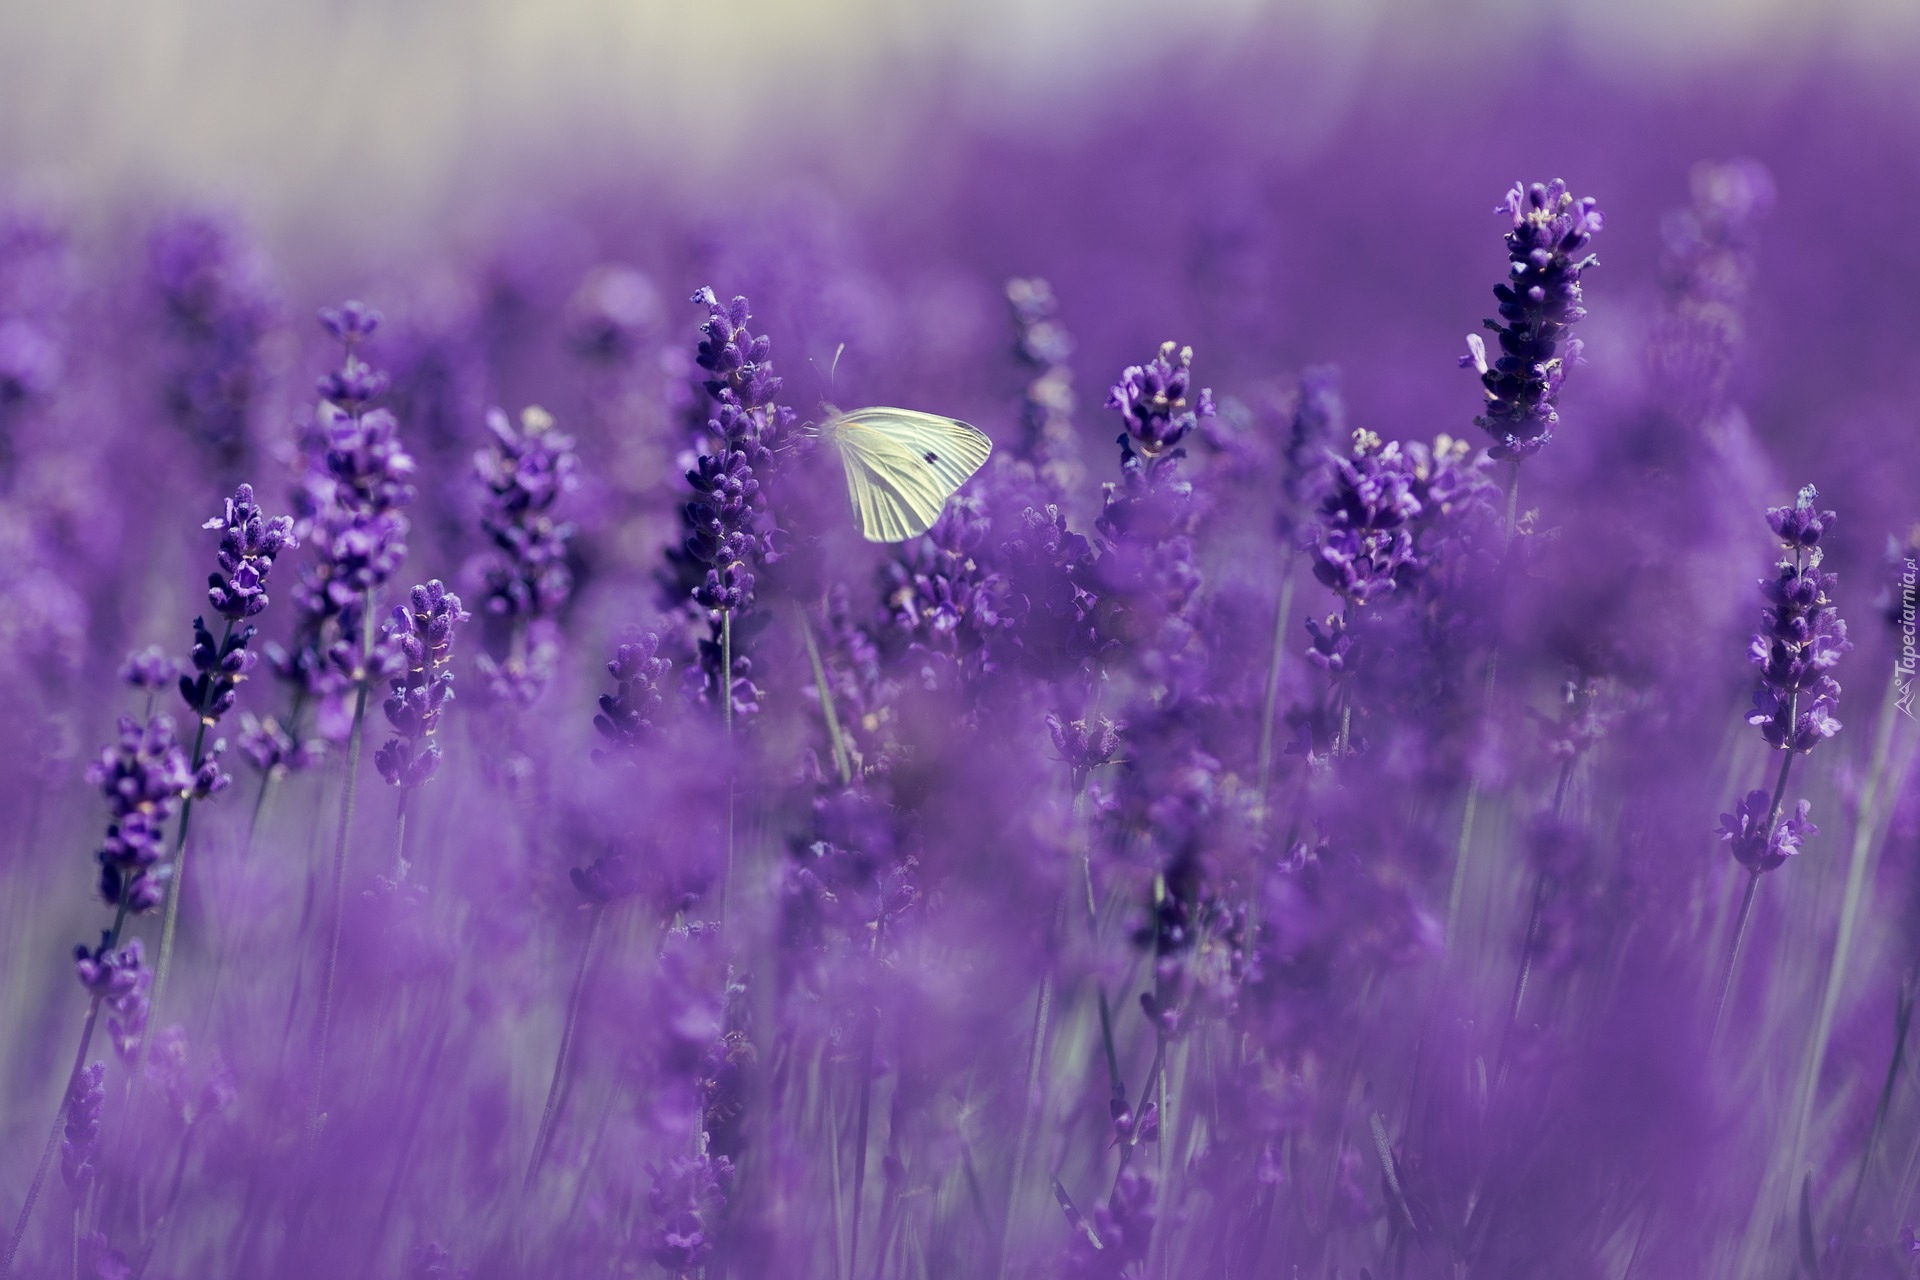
[1746,485,1850,752]
[1463,179,1604,461]
[374,580,469,789]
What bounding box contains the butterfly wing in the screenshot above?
[829,408,993,543]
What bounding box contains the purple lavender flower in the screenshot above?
[1107,340,1215,459]
[85,715,191,912]
[645,1151,736,1271]
[1275,365,1346,547]
[169,485,296,794]
[879,495,1010,692]
[147,212,276,482]
[675,288,796,714]
[1650,159,1775,420]
[1746,486,1850,753]
[1059,1167,1155,1279]
[57,1061,104,1195]
[118,646,181,693]
[1309,430,1422,608]
[72,937,150,1062]
[472,406,577,705]
[564,264,662,362]
[1007,276,1082,490]
[235,711,323,777]
[592,632,672,757]
[1461,180,1603,462]
[284,304,415,731]
[1000,503,1103,682]
[1048,712,1122,783]
[1718,792,1818,873]
[373,581,469,789]
[474,406,577,619]
[202,483,296,621]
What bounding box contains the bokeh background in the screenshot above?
[4,3,1920,1277]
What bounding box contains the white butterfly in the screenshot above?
[818,406,994,543]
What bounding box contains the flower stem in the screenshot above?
[1,876,133,1280]
[1255,565,1297,816]
[139,654,224,1089]
[391,788,413,883]
[309,592,377,1140]
[721,607,735,924]
[526,903,603,1188]
[1710,870,1763,1051]
[1444,462,1522,953]
[800,607,853,786]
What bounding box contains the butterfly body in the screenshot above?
[819,406,993,543]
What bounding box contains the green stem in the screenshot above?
[309,593,377,1140]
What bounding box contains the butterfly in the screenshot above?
[817,407,993,543]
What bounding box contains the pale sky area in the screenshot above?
[0,0,1912,249]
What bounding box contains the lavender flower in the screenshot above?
[1107,341,1214,459]
[148,212,276,481]
[1059,1167,1156,1279]
[564,264,662,362]
[202,483,296,621]
[472,405,577,705]
[1461,180,1604,462]
[1007,276,1082,490]
[85,715,191,912]
[119,646,181,693]
[1746,486,1850,753]
[284,303,415,729]
[1309,430,1421,608]
[1719,792,1818,873]
[645,1151,736,1271]
[879,495,1010,692]
[1274,365,1346,547]
[235,711,323,777]
[373,581,469,789]
[72,937,149,1062]
[57,1062,104,1195]
[676,288,795,714]
[591,632,672,757]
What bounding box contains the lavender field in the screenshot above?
[2,5,1920,1278]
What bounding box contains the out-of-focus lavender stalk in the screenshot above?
[1256,367,1342,807]
[472,405,577,708]
[1007,277,1083,500]
[373,581,468,880]
[1712,486,1850,1043]
[528,641,662,1186]
[304,301,415,1138]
